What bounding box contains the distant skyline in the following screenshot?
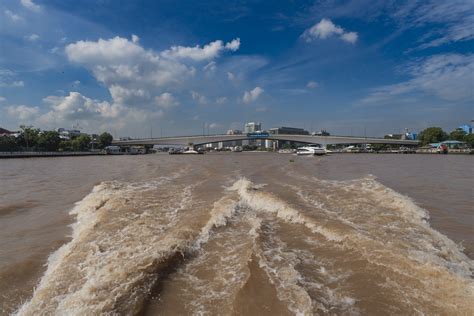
[1,0,473,137]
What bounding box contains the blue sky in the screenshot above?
[1,0,473,137]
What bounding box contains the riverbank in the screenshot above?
[0,151,105,158]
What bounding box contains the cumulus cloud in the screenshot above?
[191,91,208,105]
[0,96,6,102]
[243,86,264,103]
[358,54,474,106]
[20,0,41,12]
[302,18,358,44]
[155,92,179,109]
[57,36,242,131]
[25,34,40,42]
[6,105,39,121]
[65,36,240,114]
[208,123,219,129]
[306,81,319,89]
[161,38,240,61]
[4,10,23,22]
[227,72,235,81]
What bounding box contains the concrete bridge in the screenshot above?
[112,134,419,147]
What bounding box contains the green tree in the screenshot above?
[98,132,113,148]
[37,131,61,151]
[449,128,467,141]
[417,127,448,146]
[464,134,474,147]
[0,136,18,151]
[72,134,91,151]
[17,125,40,150]
[58,140,73,151]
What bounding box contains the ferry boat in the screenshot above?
[296,145,326,156]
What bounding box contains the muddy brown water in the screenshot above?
[1,153,472,315]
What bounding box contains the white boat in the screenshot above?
[296,145,326,156]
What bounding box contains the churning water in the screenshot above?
[1,153,473,315]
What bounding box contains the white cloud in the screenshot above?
[191,91,208,105]
[306,81,319,89]
[243,86,264,103]
[0,96,6,102]
[203,61,217,72]
[6,105,39,121]
[340,32,358,44]
[302,18,358,44]
[227,72,235,81]
[161,38,240,61]
[209,123,219,129]
[215,96,227,104]
[0,69,24,87]
[25,34,40,42]
[4,10,23,22]
[65,36,194,107]
[225,38,241,51]
[359,54,474,106]
[155,92,179,109]
[20,0,41,12]
[59,36,242,131]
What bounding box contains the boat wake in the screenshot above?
[16,175,474,315]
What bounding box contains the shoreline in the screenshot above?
[0,152,105,159]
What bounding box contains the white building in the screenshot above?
[244,122,261,133]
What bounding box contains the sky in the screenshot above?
[0,0,473,138]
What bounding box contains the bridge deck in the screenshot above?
[112,134,419,146]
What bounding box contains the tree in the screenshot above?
[37,131,61,151]
[59,140,73,151]
[417,127,448,146]
[17,125,40,150]
[98,132,113,149]
[0,136,18,151]
[464,134,474,147]
[449,128,467,141]
[72,134,91,151]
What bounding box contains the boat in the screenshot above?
[296,145,326,156]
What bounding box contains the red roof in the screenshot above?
[0,127,12,135]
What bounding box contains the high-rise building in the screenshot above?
[244,122,261,133]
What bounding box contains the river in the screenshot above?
[0,153,472,315]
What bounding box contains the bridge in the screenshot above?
[112,134,419,147]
